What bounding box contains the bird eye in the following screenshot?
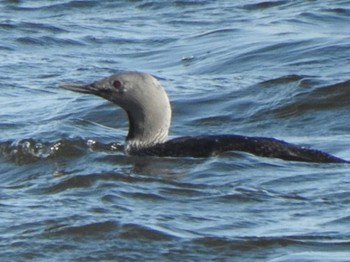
[113,80,122,90]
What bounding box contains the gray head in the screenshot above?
[59,72,172,153]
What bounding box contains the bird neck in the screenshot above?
[124,106,171,154]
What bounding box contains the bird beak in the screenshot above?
[58,82,97,95]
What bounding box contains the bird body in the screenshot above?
[59,72,347,163]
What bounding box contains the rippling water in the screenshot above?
[1,1,350,261]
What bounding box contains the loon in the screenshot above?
[59,72,347,163]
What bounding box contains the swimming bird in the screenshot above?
[59,72,347,163]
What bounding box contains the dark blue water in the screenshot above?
[1,1,350,261]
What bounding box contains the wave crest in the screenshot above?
[0,138,123,165]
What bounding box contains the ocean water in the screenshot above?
[1,0,350,261]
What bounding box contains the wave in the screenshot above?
[221,75,350,124]
[271,252,350,262]
[0,138,123,165]
[242,1,289,11]
[6,1,99,12]
[46,220,176,241]
[16,36,85,47]
[45,220,120,237]
[191,234,350,261]
[260,77,350,117]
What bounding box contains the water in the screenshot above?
[1,0,350,261]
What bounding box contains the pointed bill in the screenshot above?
[58,82,97,94]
